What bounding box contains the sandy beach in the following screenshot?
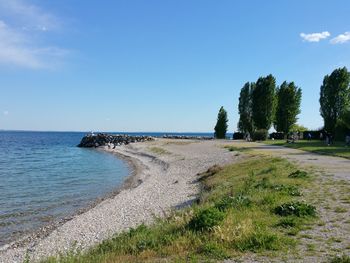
[0,138,236,263]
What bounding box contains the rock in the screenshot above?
[77,134,154,148]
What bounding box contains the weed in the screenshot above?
[274,202,316,217]
[215,193,252,211]
[329,254,350,263]
[288,170,308,179]
[188,207,225,231]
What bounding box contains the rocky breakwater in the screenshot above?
[77,133,154,148]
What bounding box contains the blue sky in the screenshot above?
[1,0,350,132]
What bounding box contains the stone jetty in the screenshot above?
[77,133,154,148]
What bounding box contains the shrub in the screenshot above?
[254,179,301,196]
[269,132,284,140]
[232,132,244,140]
[274,202,316,217]
[329,255,350,263]
[215,193,252,211]
[288,170,308,178]
[188,207,225,231]
[252,129,268,141]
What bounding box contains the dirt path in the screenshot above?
[228,141,350,262]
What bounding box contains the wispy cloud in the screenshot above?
[300,31,330,42]
[0,0,67,69]
[330,32,350,44]
[3,110,9,116]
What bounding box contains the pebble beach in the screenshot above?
[0,138,236,263]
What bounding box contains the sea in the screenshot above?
[0,130,225,246]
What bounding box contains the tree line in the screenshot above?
[214,67,350,140]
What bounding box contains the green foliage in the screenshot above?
[188,207,225,231]
[198,242,229,259]
[234,229,280,252]
[238,82,254,135]
[339,108,350,129]
[252,74,276,130]
[320,67,350,135]
[329,255,350,263]
[215,193,252,211]
[290,124,308,133]
[288,170,308,179]
[276,217,299,228]
[274,81,302,134]
[274,202,316,217]
[254,178,301,196]
[252,129,268,141]
[214,106,228,139]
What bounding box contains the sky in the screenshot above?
[1,0,350,132]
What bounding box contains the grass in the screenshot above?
[329,254,350,263]
[41,156,316,263]
[263,140,350,159]
[148,146,170,155]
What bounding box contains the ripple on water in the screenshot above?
[0,131,129,246]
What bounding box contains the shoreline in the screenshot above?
[0,139,235,263]
[0,145,143,252]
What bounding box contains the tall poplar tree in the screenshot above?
[274,81,302,135]
[214,106,228,139]
[320,67,350,135]
[252,74,276,130]
[238,82,254,135]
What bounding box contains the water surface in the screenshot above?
[0,131,129,246]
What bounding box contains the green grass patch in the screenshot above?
[329,254,350,263]
[274,202,316,217]
[41,156,315,263]
[148,146,170,155]
[264,140,350,159]
[224,145,251,152]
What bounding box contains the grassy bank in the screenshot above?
[43,156,317,263]
[263,140,350,159]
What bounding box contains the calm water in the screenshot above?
[0,131,130,246]
[0,131,228,246]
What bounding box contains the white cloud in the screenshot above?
[0,0,59,31]
[3,110,9,116]
[0,0,67,69]
[300,31,330,42]
[330,32,350,44]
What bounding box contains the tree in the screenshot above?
[339,108,350,129]
[290,123,308,133]
[320,67,350,135]
[214,106,228,139]
[238,82,254,135]
[252,74,276,130]
[274,81,302,135]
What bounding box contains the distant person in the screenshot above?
[346,133,350,147]
[325,131,330,146]
[328,133,333,146]
[307,133,312,141]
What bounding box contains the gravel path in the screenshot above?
[224,141,350,262]
[0,139,235,263]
